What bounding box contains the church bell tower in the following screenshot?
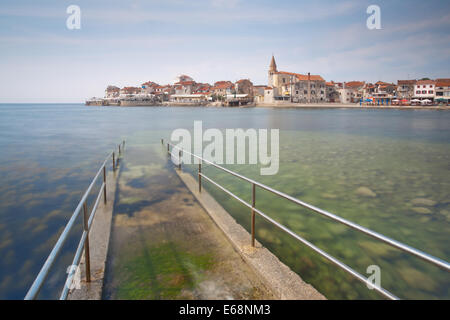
[268,55,277,87]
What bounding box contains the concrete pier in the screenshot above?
[67,168,119,300]
[175,170,325,300]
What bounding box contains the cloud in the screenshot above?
[211,0,240,9]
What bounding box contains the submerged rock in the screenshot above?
[321,193,337,199]
[412,207,432,214]
[411,198,436,206]
[355,187,377,198]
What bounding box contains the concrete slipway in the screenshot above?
[68,142,324,300]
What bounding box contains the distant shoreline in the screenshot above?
[83,101,450,110]
[252,103,450,110]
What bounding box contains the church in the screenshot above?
[264,55,327,104]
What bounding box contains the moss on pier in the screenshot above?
[115,242,213,300]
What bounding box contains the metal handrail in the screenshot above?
[24,140,125,300]
[164,140,450,300]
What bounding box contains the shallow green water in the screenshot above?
[0,104,448,299]
[185,130,450,299]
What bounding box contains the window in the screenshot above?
[296,91,299,95]
[416,91,420,94]
[282,78,286,83]
[422,90,427,94]
[429,90,433,94]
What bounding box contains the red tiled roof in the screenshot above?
[345,81,365,88]
[175,81,195,85]
[276,71,325,82]
[213,81,234,89]
[397,80,416,85]
[416,80,436,85]
[435,78,450,87]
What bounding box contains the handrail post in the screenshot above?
[198,162,202,193]
[83,202,91,282]
[119,144,121,155]
[178,150,182,170]
[251,183,256,247]
[112,152,116,171]
[103,166,107,204]
[161,138,164,145]
[167,143,169,153]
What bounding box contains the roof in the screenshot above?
[121,86,141,92]
[213,81,234,89]
[435,78,450,87]
[345,81,365,88]
[375,81,394,86]
[174,81,195,86]
[141,81,159,87]
[397,80,416,85]
[276,71,325,82]
[416,80,436,85]
[269,55,277,72]
[106,86,120,91]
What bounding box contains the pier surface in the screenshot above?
[102,143,276,299]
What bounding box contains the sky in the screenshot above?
[0,0,449,103]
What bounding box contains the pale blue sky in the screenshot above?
[0,0,449,102]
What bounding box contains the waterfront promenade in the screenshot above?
[254,103,450,110]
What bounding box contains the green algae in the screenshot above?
[115,242,214,300]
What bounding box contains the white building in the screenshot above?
[414,80,436,101]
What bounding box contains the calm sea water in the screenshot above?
[0,103,449,299]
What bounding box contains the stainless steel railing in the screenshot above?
[164,139,450,300]
[24,140,125,300]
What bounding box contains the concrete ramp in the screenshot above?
[102,144,276,300]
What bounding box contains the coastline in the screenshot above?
[86,101,450,111]
[253,103,450,110]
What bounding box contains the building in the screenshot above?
[264,86,275,103]
[414,80,436,102]
[212,81,235,97]
[141,81,159,94]
[337,81,365,103]
[105,85,120,98]
[119,87,141,97]
[326,82,340,102]
[193,83,212,95]
[267,55,326,103]
[253,85,266,103]
[174,77,196,95]
[397,80,416,100]
[435,79,450,104]
[170,94,208,104]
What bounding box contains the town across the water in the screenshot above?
[86,56,450,107]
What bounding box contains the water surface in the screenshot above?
[0,104,448,299]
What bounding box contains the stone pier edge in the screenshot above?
[67,165,120,300]
[175,169,326,300]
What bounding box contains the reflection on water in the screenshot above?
[0,104,448,299]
